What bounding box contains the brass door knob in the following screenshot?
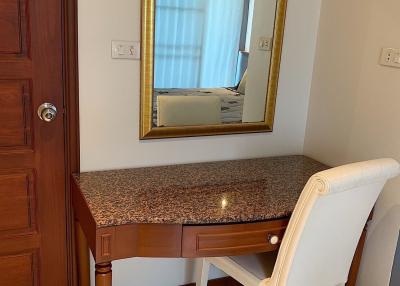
[38,103,57,122]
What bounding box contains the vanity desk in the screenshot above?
[72,155,367,286]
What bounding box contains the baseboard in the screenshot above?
[181,277,242,286]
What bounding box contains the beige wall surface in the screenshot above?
[304,0,400,285]
[78,0,321,284]
[242,0,276,122]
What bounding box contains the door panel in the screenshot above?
[0,0,68,285]
[0,0,28,57]
[0,253,36,286]
[0,170,35,233]
[0,80,32,148]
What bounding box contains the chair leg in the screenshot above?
[196,258,210,286]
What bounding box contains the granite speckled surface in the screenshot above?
[73,155,329,227]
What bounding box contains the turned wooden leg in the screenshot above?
[75,219,90,286]
[95,262,112,286]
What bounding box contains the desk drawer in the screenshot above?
[182,219,288,257]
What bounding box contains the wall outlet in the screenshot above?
[112,41,140,60]
[258,37,273,51]
[380,48,400,68]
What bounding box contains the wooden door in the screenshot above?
[0,0,68,285]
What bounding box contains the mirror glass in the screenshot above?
[152,0,278,127]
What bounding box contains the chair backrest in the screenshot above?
[269,159,400,286]
[157,95,221,127]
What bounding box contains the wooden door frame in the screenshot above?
[63,0,80,285]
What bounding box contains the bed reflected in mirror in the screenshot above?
[140,0,288,139]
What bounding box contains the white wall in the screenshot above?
[242,0,276,123]
[78,0,322,285]
[304,0,400,285]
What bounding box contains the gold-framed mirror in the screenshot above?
[140,0,288,139]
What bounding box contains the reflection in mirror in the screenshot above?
[153,0,278,127]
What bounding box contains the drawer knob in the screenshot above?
[268,234,279,245]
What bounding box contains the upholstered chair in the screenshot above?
[196,159,400,286]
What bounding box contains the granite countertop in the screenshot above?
[73,155,329,227]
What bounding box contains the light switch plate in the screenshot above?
[112,40,140,60]
[258,37,273,51]
[380,48,400,68]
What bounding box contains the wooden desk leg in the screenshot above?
[75,218,90,286]
[95,262,112,286]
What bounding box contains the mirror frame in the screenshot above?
[140,0,288,139]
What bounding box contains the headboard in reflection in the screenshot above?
[140,0,288,139]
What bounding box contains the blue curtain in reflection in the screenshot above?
[155,0,244,88]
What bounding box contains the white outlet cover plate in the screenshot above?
[112,40,140,60]
[258,37,273,51]
[380,47,400,68]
